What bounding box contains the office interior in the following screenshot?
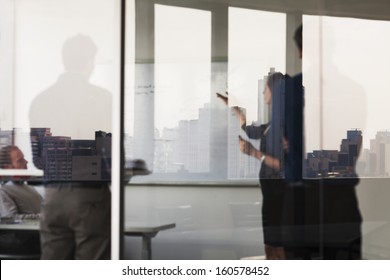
[1,0,390,260]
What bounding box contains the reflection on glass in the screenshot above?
[2,0,389,262]
[301,16,372,260]
[301,14,390,260]
[27,34,112,259]
[125,1,390,261]
[0,0,118,260]
[227,72,287,260]
[304,15,390,179]
[29,34,112,182]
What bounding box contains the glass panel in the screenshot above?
[228,7,286,180]
[125,1,289,260]
[154,5,211,176]
[124,0,390,261]
[128,4,212,183]
[305,14,390,259]
[128,5,286,183]
[0,0,119,259]
[304,16,368,179]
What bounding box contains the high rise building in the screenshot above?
[42,136,72,180]
[306,129,363,177]
[227,106,260,179]
[367,130,390,176]
[154,128,176,173]
[197,103,211,173]
[0,128,15,148]
[228,106,244,179]
[30,128,112,181]
[30,128,52,169]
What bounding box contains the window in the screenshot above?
[128,5,286,183]
[303,15,390,179]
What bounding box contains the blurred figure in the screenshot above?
[282,24,362,260]
[283,24,304,184]
[237,73,287,260]
[0,145,42,219]
[279,24,309,259]
[0,145,42,255]
[218,72,288,260]
[29,34,111,260]
[29,34,111,139]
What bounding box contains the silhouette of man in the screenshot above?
[277,25,314,259]
[29,34,111,259]
[30,35,111,139]
[303,21,364,260]
[281,24,362,260]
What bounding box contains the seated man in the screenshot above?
[0,145,42,255]
[0,145,42,219]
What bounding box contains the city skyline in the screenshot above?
[1,124,389,180]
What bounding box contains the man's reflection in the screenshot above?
[29,34,111,259]
[29,34,111,139]
[283,24,363,259]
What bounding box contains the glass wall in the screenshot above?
[1,0,120,175]
[128,4,287,183]
[125,0,390,260]
[0,0,120,259]
[303,14,390,260]
[1,0,390,260]
[228,7,286,180]
[304,15,390,178]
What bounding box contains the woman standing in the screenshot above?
[232,72,287,259]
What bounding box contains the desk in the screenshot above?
[0,221,175,260]
[0,221,41,259]
[0,221,39,232]
[125,223,176,260]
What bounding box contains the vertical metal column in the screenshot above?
[111,0,126,260]
[286,13,302,76]
[134,0,155,170]
[119,0,126,260]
